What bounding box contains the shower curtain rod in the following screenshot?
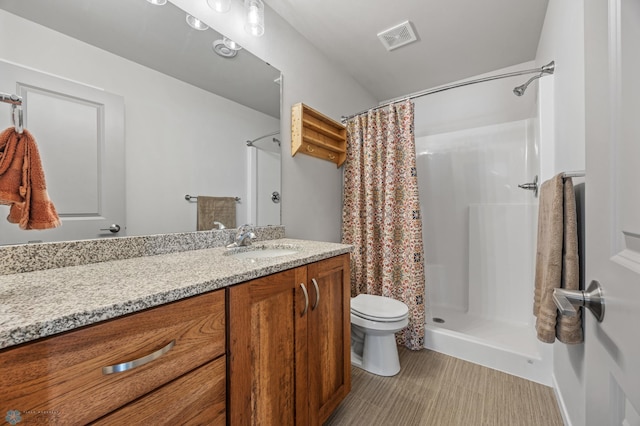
[246,130,280,146]
[341,61,555,123]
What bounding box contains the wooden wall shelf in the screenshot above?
[291,103,347,167]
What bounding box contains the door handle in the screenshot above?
[100,224,121,233]
[552,280,604,322]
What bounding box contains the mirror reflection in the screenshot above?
[0,0,282,245]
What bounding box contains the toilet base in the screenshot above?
[351,331,401,377]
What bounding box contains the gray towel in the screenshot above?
[533,174,583,344]
[196,196,236,231]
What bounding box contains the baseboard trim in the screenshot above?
[551,373,572,426]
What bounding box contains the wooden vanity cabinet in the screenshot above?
[0,289,226,425]
[307,254,352,423]
[228,254,351,425]
[0,253,349,425]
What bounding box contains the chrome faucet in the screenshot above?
[226,224,256,248]
[213,221,226,230]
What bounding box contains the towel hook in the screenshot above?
[0,92,23,134]
[12,104,23,134]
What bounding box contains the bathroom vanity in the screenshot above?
[0,232,352,425]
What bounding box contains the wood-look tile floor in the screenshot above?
[324,347,564,426]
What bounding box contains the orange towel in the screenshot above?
[0,127,60,230]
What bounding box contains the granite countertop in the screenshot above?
[0,238,352,350]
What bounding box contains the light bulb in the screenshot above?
[248,6,259,24]
[207,0,231,13]
[244,0,264,37]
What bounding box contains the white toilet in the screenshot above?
[350,294,409,377]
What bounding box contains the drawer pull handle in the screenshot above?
[300,283,309,316]
[102,340,176,375]
[311,278,320,310]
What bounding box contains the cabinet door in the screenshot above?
[307,254,351,425]
[228,267,309,425]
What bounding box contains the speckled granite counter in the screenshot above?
[0,238,352,350]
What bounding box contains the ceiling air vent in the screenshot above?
[377,20,418,51]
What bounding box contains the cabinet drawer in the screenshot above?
[93,356,226,425]
[0,290,225,425]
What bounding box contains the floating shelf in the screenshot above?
[291,103,346,167]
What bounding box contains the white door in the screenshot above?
[0,61,125,244]
[584,0,640,424]
[247,142,281,226]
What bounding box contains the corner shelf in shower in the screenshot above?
[291,103,347,167]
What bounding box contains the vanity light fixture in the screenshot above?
[207,0,231,13]
[146,0,167,5]
[186,14,209,30]
[244,0,265,37]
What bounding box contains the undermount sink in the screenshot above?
[225,245,299,260]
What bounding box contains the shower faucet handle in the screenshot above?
[518,175,539,197]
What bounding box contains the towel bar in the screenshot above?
[519,171,586,197]
[562,170,586,178]
[185,194,241,202]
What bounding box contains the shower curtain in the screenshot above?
[342,100,425,350]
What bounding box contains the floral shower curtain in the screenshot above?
[342,100,425,350]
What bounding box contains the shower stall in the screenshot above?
[246,131,281,226]
[413,62,553,385]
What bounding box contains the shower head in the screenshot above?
[513,60,555,97]
[513,73,542,96]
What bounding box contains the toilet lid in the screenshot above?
[351,294,409,321]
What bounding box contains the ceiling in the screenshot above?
[264,0,549,102]
[0,0,549,115]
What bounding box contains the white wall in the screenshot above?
[171,0,377,242]
[535,1,587,425]
[0,9,279,236]
[536,0,586,181]
[413,61,537,137]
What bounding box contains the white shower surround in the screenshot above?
[413,62,553,386]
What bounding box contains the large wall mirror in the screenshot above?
[0,0,282,245]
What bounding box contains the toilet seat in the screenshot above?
[351,294,409,323]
